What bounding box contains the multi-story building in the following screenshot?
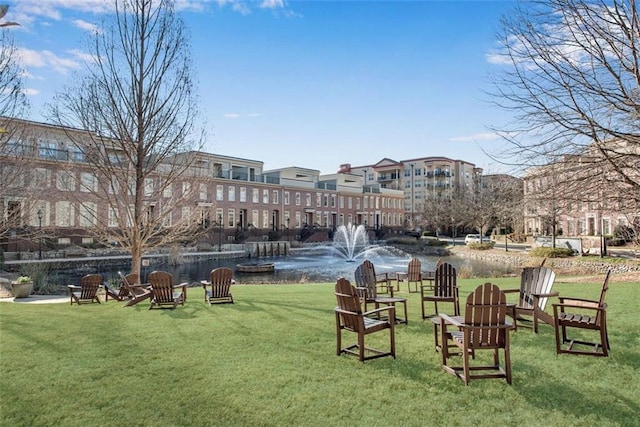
[339,156,482,228]
[523,140,640,238]
[0,117,404,252]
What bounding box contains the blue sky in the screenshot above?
[8,0,517,175]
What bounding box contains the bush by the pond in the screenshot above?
[529,247,574,258]
[467,241,495,250]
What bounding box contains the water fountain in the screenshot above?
[331,223,372,261]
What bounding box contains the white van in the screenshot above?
[464,234,481,245]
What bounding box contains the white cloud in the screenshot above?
[260,0,285,9]
[72,18,99,33]
[17,47,81,75]
[449,132,501,142]
[24,88,40,96]
[224,112,262,119]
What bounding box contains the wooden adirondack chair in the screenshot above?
[361,260,393,294]
[503,266,558,333]
[396,257,423,293]
[553,270,611,356]
[421,262,460,319]
[116,272,152,307]
[201,267,234,305]
[440,283,513,385]
[68,274,102,305]
[148,271,187,310]
[334,278,396,362]
[105,273,142,302]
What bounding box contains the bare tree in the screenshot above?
[0,4,30,242]
[490,0,640,196]
[49,0,205,277]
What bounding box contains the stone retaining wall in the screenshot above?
[452,249,640,275]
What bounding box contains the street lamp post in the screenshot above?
[36,209,43,260]
[217,214,223,252]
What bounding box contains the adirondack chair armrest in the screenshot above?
[439,313,462,327]
[532,291,559,298]
[557,296,599,305]
[200,280,210,289]
[375,273,389,282]
[502,288,520,294]
[553,301,602,311]
[173,282,189,290]
[67,285,81,290]
[364,305,395,318]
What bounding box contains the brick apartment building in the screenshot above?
[339,157,484,228]
[0,117,404,253]
[523,140,640,239]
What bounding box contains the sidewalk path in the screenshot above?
[0,295,68,304]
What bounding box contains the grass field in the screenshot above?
[1,277,638,426]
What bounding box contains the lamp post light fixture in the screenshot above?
[217,214,223,252]
[36,209,43,260]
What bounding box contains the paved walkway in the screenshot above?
[0,295,68,304]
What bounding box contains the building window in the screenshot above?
[252,210,259,227]
[143,177,154,197]
[253,188,259,203]
[79,202,97,227]
[262,210,269,228]
[162,183,172,198]
[240,187,247,203]
[228,186,235,202]
[227,209,235,227]
[55,201,74,227]
[263,189,269,204]
[108,206,118,227]
[32,168,51,189]
[182,207,191,225]
[182,182,191,197]
[39,141,57,160]
[273,190,279,204]
[306,194,311,207]
[216,185,224,201]
[200,184,208,200]
[284,191,290,205]
[163,211,172,227]
[56,171,76,191]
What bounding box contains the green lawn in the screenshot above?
[1,277,638,426]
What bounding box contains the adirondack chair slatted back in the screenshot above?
[209,268,233,299]
[80,274,102,299]
[149,271,176,304]
[594,269,611,326]
[122,273,140,287]
[434,263,457,298]
[464,283,508,348]
[407,258,422,282]
[354,262,376,300]
[335,278,364,333]
[520,266,555,310]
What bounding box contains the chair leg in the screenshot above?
[390,322,396,359]
[358,331,365,362]
[554,321,562,354]
[504,343,512,385]
[335,316,342,356]
[462,344,470,386]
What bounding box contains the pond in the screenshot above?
[48,248,513,290]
